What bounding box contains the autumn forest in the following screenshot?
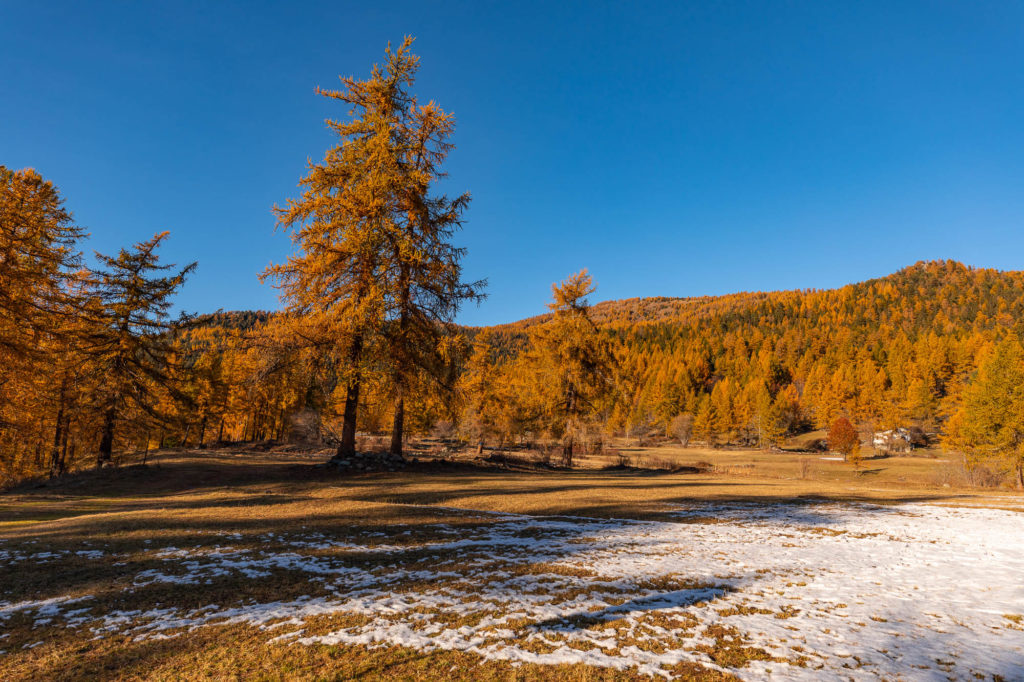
[3,38,1024,490]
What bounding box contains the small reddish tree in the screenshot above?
[828,416,860,464]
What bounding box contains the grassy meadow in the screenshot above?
[2,444,1022,680]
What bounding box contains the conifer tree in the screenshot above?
[86,232,195,466]
[945,337,1024,489]
[460,331,502,454]
[692,399,717,447]
[0,167,87,481]
[0,166,84,360]
[381,38,484,457]
[529,270,615,464]
[268,38,443,460]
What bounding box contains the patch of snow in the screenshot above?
[0,595,92,621]
[6,502,1024,680]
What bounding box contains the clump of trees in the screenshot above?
[944,338,1024,489]
[0,166,195,483]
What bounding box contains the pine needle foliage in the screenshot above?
[264,37,482,460]
[0,166,85,361]
[944,338,1024,488]
[529,270,615,463]
[85,231,196,465]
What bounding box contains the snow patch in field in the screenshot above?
[0,546,107,566]
[3,502,1023,679]
[0,595,92,621]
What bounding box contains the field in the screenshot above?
[2,446,1023,681]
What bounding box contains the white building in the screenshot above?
[873,428,912,453]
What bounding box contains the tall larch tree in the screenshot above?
[86,232,195,466]
[530,270,615,464]
[0,167,85,481]
[383,41,484,457]
[0,166,84,359]
[945,337,1024,489]
[265,38,423,461]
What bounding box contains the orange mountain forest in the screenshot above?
[2,39,1023,489]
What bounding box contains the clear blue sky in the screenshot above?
[3,1,1023,325]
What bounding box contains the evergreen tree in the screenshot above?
[529,270,615,464]
[86,232,195,466]
[945,338,1024,489]
[0,166,84,360]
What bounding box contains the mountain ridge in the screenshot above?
[484,260,1024,332]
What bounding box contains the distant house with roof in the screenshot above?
[873,428,912,454]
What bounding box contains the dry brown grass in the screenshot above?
[0,447,1019,681]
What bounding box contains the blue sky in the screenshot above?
[3,1,1023,325]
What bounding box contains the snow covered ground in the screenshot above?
[2,501,1023,679]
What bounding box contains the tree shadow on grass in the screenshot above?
[534,584,736,631]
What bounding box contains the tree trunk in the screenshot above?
[336,333,364,460]
[1016,463,1023,491]
[217,418,224,444]
[58,422,70,475]
[97,403,116,467]
[562,384,576,467]
[390,394,405,457]
[476,441,484,456]
[65,442,75,473]
[49,376,67,477]
[33,416,46,468]
[389,264,411,460]
[198,415,208,448]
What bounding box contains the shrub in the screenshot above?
[828,417,860,463]
[431,420,457,440]
[670,413,694,446]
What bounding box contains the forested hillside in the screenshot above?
[179,260,1024,461]
[547,260,1024,440]
[4,37,1023,489]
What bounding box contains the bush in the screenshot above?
[932,457,1007,488]
[355,435,389,452]
[828,417,860,462]
[431,420,457,440]
[628,421,654,447]
[806,438,828,452]
[907,425,929,447]
[670,413,694,446]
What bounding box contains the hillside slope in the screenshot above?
[496,260,1024,333]
[489,260,1024,437]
